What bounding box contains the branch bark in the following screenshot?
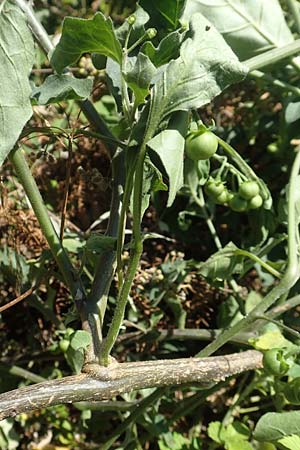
[0,350,262,420]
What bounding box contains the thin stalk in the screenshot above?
[217,137,270,202]
[222,373,260,427]
[197,149,300,358]
[286,0,300,35]
[191,186,241,297]
[116,158,137,287]
[249,69,300,96]
[244,39,300,71]
[101,388,166,450]
[0,363,45,384]
[255,314,300,339]
[9,147,86,306]
[268,293,300,318]
[0,285,36,313]
[234,249,282,279]
[60,137,73,241]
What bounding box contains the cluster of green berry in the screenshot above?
[185,129,263,212]
[205,179,263,212]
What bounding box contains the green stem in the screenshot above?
[222,373,259,427]
[249,69,300,96]
[197,149,300,358]
[9,147,86,306]
[255,315,300,339]
[0,363,45,384]
[190,186,242,297]
[86,151,125,356]
[217,137,269,202]
[116,157,137,287]
[234,249,282,279]
[244,39,300,71]
[100,145,147,365]
[101,388,166,450]
[100,246,142,365]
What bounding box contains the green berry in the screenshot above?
[185,131,218,161]
[229,194,248,212]
[239,181,260,200]
[248,194,263,209]
[205,179,225,197]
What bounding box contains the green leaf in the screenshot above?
[183,0,294,60]
[0,1,34,166]
[208,421,222,444]
[140,0,186,30]
[251,327,295,351]
[208,421,253,450]
[278,434,300,450]
[147,129,185,207]
[85,234,117,253]
[31,74,93,104]
[69,330,92,351]
[196,242,245,280]
[184,158,210,190]
[125,53,157,105]
[0,419,19,450]
[285,101,300,124]
[142,30,183,66]
[51,13,122,74]
[227,440,253,450]
[254,411,300,442]
[148,13,247,132]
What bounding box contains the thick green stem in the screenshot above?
[9,147,86,306]
[100,145,147,365]
[244,39,300,71]
[86,152,124,360]
[100,245,142,365]
[197,149,300,358]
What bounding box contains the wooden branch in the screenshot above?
[0,350,262,420]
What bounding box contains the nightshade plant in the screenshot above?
[2,0,300,447]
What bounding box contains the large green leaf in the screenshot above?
[51,13,122,74]
[0,1,34,166]
[147,129,185,207]
[147,13,247,132]
[140,0,186,30]
[254,411,300,442]
[31,74,93,104]
[183,0,294,60]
